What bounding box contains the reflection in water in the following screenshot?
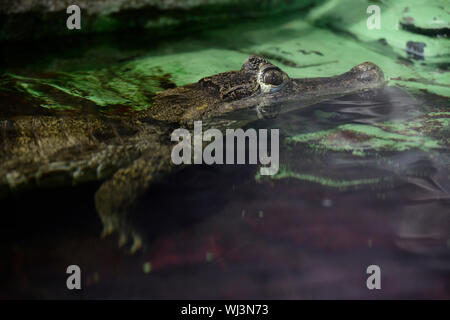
[337,87,422,125]
[270,87,449,198]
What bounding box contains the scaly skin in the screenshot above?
[0,55,385,252]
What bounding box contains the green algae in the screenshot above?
[287,122,445,155]
[4,63,178,111]
[255,165,386,189]
[308,0,449,60]
[428,112,450,117]
[306,0,450,97]
[263,108,449,187]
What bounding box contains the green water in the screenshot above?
[2,1,449,108]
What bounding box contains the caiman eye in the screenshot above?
[257,65,288,93]
[262,69,283,85]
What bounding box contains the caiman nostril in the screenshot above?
[349,62,385,85]
[353,62,377,72]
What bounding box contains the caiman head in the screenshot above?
[148,55,385,123]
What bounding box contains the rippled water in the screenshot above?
[1,83,449,299]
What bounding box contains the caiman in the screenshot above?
[0,55,385,252]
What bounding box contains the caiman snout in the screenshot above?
[176,56,387,121]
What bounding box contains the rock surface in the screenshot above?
[2,0,257,14]
[0,0,316,41]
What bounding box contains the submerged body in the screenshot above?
[0,56,385,252]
